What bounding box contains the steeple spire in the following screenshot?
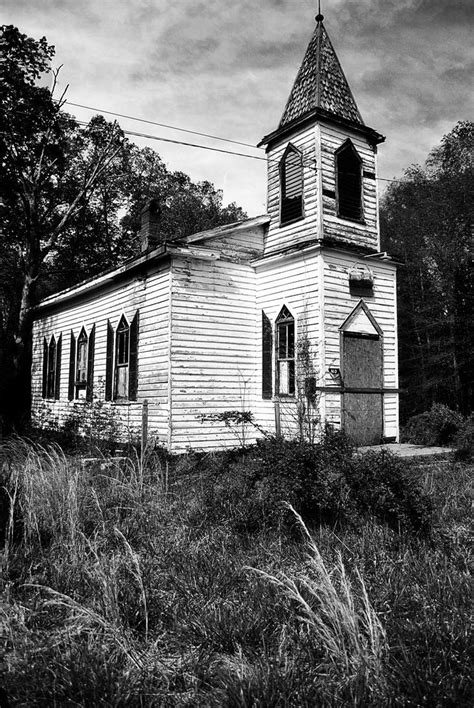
[279,13,364,129]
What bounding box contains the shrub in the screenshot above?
[402,403,463,446]
[454,413,474,461]
[347,451,433,532]
[195,431,432,534]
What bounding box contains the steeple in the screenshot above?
[280,13,363,129]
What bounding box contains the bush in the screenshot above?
[454,413,474,461]
[347,451,433,532]
[402,403,464,446]
[195,430,432,534]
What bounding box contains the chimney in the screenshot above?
[139,199,162,252]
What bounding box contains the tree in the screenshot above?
[380,121,474,419]
[0,26,247,429]
[0,26,124,425]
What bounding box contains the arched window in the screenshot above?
[76,328,88,386]
[42,333,62,399]
[276,306,295,396]
[68,326,96,401]
[280,144,303,224]
[336,140,363,221]
[105,311,139,402]
[115,315,130,400]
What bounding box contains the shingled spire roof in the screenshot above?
[280,15,364,128]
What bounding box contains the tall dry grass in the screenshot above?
[0,437,472,706]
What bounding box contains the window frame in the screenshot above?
[279,143,304,226]
[335,139,364,223]
[114,315,130,401]
[42,333,61,400]
[105,311,139,403]
[75,327,88,398]
[275,306,296,397]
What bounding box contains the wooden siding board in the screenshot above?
[169,256,258,452]
[31,265,172,443]
[265,125,318,256]
[321,249,398,438]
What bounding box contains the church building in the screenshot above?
[31,13,399,451]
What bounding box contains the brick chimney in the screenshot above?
[139,199,162,252]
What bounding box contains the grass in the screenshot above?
[0,438,472,706]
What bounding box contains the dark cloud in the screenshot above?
[1,0,472,212]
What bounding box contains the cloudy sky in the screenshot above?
[2,0,473,215]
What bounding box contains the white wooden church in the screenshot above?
[31,13,399,451]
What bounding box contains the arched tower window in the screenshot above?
[336,140,363,221]
[276,306,295,396]
[280,144,303,224]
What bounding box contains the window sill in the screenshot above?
[279,215,304,228]
[336,213,366,225]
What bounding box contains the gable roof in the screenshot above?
[280,18,363,129]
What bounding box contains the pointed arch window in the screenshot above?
[115,315,130,400]
[105,311,139,402]
[336,140,363,221]
[280,144,304,225]
[68,326,95,401]
[276,306,295,396]
[42,333,62,399]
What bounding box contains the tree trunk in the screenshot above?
[11,214,41,428]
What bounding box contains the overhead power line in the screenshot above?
[75,120,269,162]
[10,101,406,184]
[62,100,259,150]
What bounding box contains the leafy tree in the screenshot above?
[380,121,474,419]
[0,25,124,426]
[0,25,246,429]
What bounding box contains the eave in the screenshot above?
[258,107,385,150]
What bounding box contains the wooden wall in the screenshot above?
[321,249,398,439]
[265,125,319,255]
[169,255,258,451]
[255,248,321,436]
[319,123,380,251]
[31,262,171,446]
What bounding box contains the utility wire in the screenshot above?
[60,100,406,183]
[61,100,259,150]
[5,104,406,184]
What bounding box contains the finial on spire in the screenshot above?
[315,0,324,23]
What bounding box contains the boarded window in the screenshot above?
[276,306,295,396]
[336,140,363,221]
[262,311,273,399]
[280,145,303,224]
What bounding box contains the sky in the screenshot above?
[2,0,473,216]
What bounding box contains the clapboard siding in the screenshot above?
[265,125,318,255]
[319,124,380,251]
[321,249,398,438]
[255,248,321,435]
[169,256,258,451]
[31,263,171,446]
[193,228,265,259]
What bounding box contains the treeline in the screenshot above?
[380,120,474,421]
